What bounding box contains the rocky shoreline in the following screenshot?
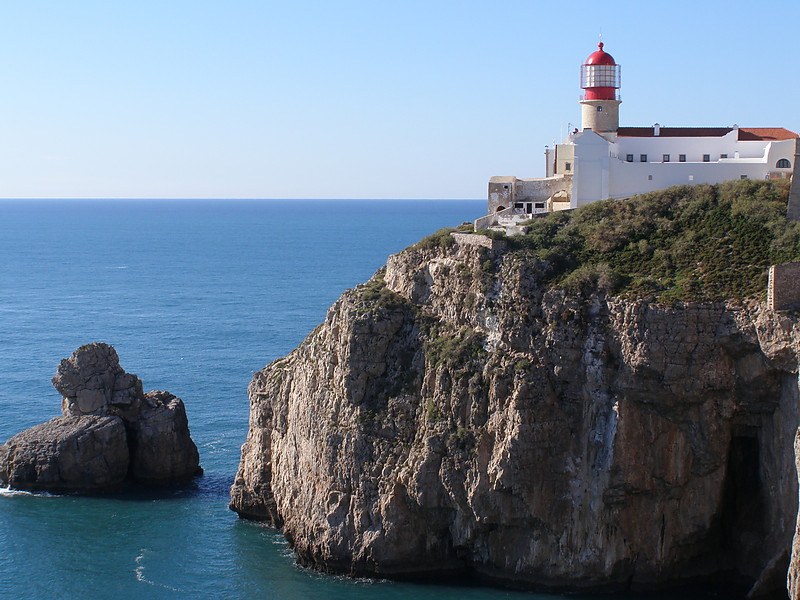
[0,343,201,493]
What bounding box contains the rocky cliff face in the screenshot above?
[230,237,800,596]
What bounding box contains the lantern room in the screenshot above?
[580,43,621,100]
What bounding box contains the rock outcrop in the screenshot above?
[790,431,800,599]
[0,416,128,492]
[230,237,800,597]
[128,390,201,483]
[54,342,144,419]
[0,343,201,492]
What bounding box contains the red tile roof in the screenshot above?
[616,126,799,140]
[737,127,798,141]
[617,127,732,137]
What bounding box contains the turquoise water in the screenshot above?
[0,200,728,599]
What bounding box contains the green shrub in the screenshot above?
[355,274,407,310]
[514,358,532,371]
[559,263,622,295]
[508,179,799,302]
[425,399,440,422]
[475,228,507,241]
[415,228,457,250]
[424,324,487,368]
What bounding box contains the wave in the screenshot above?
[0,485,56,498]
[134,548,183,593]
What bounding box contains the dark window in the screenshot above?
[777,158,792,168]
[663,154,670,162]
[640,154,647,162]
[626,154,633,162]
[703,154,710,162]
[720,154,728,159]
[526,203,532,213]
[597,106,603,112]
[514,203,524,209]
[534,202,545,209]
[503,185,509,189]
[565,162,572,172]
[648,175,653,180]
[740,175,748,180]
[679,154,686,162]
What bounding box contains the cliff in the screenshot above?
[230,181,800,596]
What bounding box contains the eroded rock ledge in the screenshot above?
[0,343,201,492]
[230,239,800,597]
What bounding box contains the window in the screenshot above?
[640,154,647,162]
[597,106,603,112]
[663,154,670,162]
[703,154,710,162]
[688,175,694,181]
[648,175,653,180]
[565,162,572,172]
[777,158,792,169]
[534,202,545,209]
[720,154,728,159]
[503,185,509,189]
[679,154,686,162]
[526,203,532,213]
[740,175,748,180]
[514,203,524,209]
[626,154,633,162]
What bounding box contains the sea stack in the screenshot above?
[0,342,201,492]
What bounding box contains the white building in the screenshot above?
[482,43,798,226]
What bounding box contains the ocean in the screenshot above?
[0,199,723,599]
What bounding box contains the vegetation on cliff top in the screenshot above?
[513,179,799,302]
[353,269,408,312]
[413,223,474,250]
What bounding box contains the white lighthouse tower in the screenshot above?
[579,42,621,138]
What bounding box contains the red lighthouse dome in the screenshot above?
[585,42,616,66]
[581,42,621,100]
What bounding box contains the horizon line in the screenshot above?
[0,196,484,202]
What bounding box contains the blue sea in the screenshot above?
[0,200,728,599]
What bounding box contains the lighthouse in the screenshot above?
[579,42,621,137]
[483,41,798,222]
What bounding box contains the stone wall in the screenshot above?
[768,262,800,311]
[515,175,572,204]
[473,206,508,230]
[450,232,506,253]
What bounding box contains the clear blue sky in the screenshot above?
[0,0,797,199]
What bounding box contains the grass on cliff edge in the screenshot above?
[512,179,800,302]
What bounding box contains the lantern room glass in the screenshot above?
[580,64,621,89]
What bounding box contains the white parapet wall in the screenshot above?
[474,206,515,231]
